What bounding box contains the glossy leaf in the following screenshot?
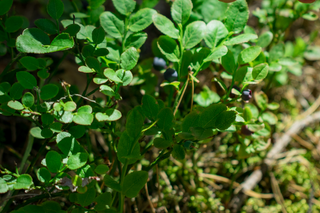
[171,0,192,25]
[183,21,206,49]
[120,47,139,70]
[205,20,228,49]
[20,56,39,71]
[100,12,124,39]
[152,13,179,39]
[224,0,249,34]
[157,35,180,62]
[95,109,122,122]
[129,8,156,32]
[238,46,261,65]
[67,152,88,170]
[112,0,136,15]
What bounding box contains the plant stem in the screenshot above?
[47,51,68,83]
[177,24,184,80]
[19,131,34,174]
[0,53,23,80]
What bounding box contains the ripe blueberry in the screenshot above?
[241,125,253,136]
[164,68,178,82]
[153,57,166,71]
[242,89,252,101]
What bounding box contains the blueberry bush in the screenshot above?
[1,0,320,212]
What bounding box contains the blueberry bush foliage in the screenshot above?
[1,0,320,212]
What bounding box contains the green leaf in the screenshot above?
[269,43,285,62]
[252,63,268,82]
[103,175,122,192]
[116,69,133,86]
[225,34,258,46]
[50,122,62,133]
[261,112,278,125]
[34,19,58,35]
[141,94,159,121]
[112,0,136,15]
[56,132,81,156]
[172,144,185,160]
[64,101,77,112]
[14,174,33,190]
[124,32,148,50]
[68,125,85,138]
[0,178,8,193]
[157,35,180,62]
[122,171,148,198]
[37,167,51,183]
[238,46,261,65]
[234,66,250,83]
[30,127,45,139]
[16,71,37,89]
[40,84,59,100]
[10,83,24,100]
[86,56,100,72]
[0,0,13,15]
[8,100,24,110]
[92,27,105,45]
[120,47,139,70]
[104,68,122,83]
[20,56,39,71]
[67,152,88,170]
[204,20,228,49]
[100,12,124,39]
[152,13,179,39]
[47,0,64,20]
[64,24,81,37]
[197,0,227,23]
[157,108,173,130]
[153,138,172,149]
[126,107,144,138]
[41,114,54,126]
[204,45,228,62]
[190,127,213,140]
[254,91,268,111]
[183,21,206,49]
[171,0,192,25]
[215,111,236,130]
[117,131,141,164]
[38,69,50,79]
[95,109,122,122]
[257,31,273,48]
[16,29,74,53]
[199,103,227,129]
[94,192,112,211]
[76,187,96,207]
[182,111,199,133]
[94,165,109,174]
[73,113,94,125]
[100,85,116,96]
[221,49,236,74]
[129,8,156,32]
[46,151,63,173]
[5,16,23,33]
[224,0,249,34]
[194,85,220,107]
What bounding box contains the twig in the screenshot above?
[145,184,156,213]
[270,172,287,213]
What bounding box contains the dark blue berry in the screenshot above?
[242,89,252,101]
[164,68,178,82]
[153,57,166,71]
[241,125,253,136]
